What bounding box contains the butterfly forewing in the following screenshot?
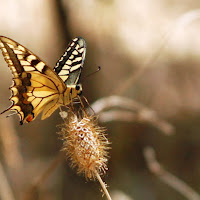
[0,36,86,124]
[54,37,86,85]
[0,36,66,124]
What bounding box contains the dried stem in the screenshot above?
[0,160,16,200]
[143,146,200,200]
[95,171,112,200]
[91,96,174,135]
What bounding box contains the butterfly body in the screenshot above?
[0,36,86,124]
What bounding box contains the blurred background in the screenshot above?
[1,0,200,199]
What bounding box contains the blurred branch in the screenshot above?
[112,31,168,96]
[0,160,16,200]
[33,152,64,187]
[0,117,25,198]
[0,117,24,170]
[53,0,71,43]
[91,96,175,135]
[113,9,200,96]
[99,110,173,135]
[143,146,200,200]
[24,152,65,200]
[173,9,200,32]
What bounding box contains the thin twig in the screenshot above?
[33,152,65,187]
[24,152,65,200]
[143,146,200,200]
[112,27,169,96]
[53,0,71,44]
[91,96,175,135]
[95,171,112,200]
[113,10,200,96]
[0,160,16,200]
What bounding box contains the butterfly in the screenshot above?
[0,36,86,125]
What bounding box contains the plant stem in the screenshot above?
[95,171,112,200]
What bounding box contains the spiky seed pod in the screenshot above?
[59,110,110,180]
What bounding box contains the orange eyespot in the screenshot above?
[22,93,28,98]
[23,99,29,104]
[26,113,34,123]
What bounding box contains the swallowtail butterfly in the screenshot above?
[0,36,86,125]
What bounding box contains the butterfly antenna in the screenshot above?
[82,66,101,82]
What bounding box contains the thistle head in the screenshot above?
[59,110,110,180]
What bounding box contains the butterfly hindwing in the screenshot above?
[54,37,86,85]
[0,36,66,124]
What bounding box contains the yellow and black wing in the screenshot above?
[0,36,67,125]
[54,37,86,85]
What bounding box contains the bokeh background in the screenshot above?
[1,0,200,200]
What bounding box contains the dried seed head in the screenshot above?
[59,111,110,180]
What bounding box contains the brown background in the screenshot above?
[0,0,200,200]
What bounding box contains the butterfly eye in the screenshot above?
[75,84,82,95]
[76,84,81,91]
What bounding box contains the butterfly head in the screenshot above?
[63,83,83,105]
